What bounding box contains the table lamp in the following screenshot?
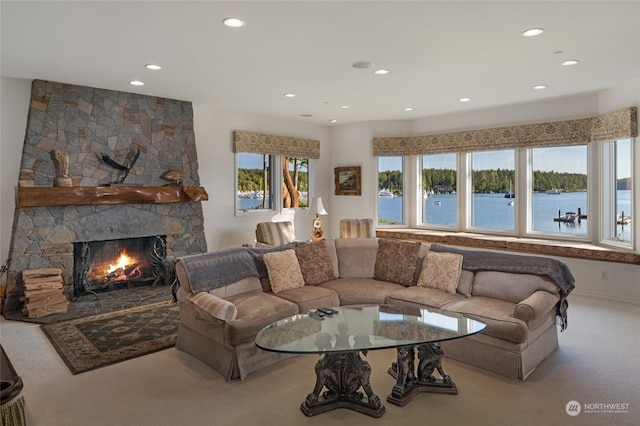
[311,197,328,241]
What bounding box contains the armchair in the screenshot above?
[339,218,376,238]
[255,221,295,246]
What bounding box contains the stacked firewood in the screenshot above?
[21,268,69,318]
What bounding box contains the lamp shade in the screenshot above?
[315,197,328,215]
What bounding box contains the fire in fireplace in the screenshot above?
[73,235,171,299]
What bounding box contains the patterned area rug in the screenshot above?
[41,300,179,374]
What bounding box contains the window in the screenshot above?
[378,156,404,224]
[236,152,273,211]
[233,131,319,215]
[470,150,515,231]
[601,138,633,246]
[421,153,457,227]
[530,145,588,237]
[283,157,309,209]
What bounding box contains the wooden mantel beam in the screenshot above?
[16,186,209,208]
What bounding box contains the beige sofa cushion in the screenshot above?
[320,278,405,305]
[335,238,379,278]
[386,286,465,308]
[473,271,559,303]
[263,249,305,294]
[274,285,340,313]
[457,270,474,297]
[294,240,337,285]
[374,238,421,286]
[225,291,299,345]
[417,251,463,294]
[445,297,528,344]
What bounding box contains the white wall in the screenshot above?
[0,78,31,286]
[192,106,331,249]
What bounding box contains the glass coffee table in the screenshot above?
[255,304,486,418]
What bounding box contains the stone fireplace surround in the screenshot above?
[4,80,208,313]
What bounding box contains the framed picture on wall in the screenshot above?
[334,166,361,196]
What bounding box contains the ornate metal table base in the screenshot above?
[387,343,457,407]
[301,351,385,418]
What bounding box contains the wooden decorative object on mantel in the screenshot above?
[16,186,209,208]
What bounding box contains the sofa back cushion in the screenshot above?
[335,238,379,278]
[472,270,559,303]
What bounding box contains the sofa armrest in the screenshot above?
[514,291,560,322]
[187,291,238,322]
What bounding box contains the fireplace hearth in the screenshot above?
[73,236,173,299]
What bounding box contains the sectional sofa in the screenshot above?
[172,238,574,381]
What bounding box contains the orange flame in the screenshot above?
[106,252,134,275]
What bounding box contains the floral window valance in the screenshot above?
[233,131,320,159]
[373,107,637,156]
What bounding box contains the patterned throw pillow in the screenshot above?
[294,241,337,285]
[373,239,422,286]
[417,251,463,294]
[263,249,305,293]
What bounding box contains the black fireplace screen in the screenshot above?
[73,235,170,298]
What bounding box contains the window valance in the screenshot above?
[373,107,637,156]
[233,131,320,159]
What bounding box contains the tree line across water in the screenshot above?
[379,168,592,195]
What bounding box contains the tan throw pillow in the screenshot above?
[374,238,421,286]
[263,249,305,293]
[294,241,337,285]
[417,251,463,294]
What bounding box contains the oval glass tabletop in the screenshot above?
[255,304,486,355]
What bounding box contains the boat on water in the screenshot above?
[546,189,561,195]
[433,200,441,206]
[507,199,514,206]
[378,188,394,197]
[554,211,579,223]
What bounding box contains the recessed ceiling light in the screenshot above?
[145,64,162,70]
[329,119,337,123]
[533,85,547,90]
[352,61,374,69]
[459,97,471,102]
[284,93,296,98]
[404,107,414,111]
[129,80,144,86]
[340,105,350,109]
[223,18,245,28]
[374,69,389,75]
[522,28,544,37]
[561,59,580,66]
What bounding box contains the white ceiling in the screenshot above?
[2,1,640,126]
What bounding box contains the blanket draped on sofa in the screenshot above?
[174,243,305,296]
[430,244,575,331]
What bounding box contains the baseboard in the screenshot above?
[571,289,640,306]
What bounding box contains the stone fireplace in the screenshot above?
[3,80,208,313]
[73,235,170,299]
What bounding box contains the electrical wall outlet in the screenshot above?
[600,270,608,280]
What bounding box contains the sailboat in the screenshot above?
[504,180,515,199]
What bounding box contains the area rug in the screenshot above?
[41,300,179,374]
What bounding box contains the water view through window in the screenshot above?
[378,146,632,241]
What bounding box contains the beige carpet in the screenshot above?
[1,294,638,426]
